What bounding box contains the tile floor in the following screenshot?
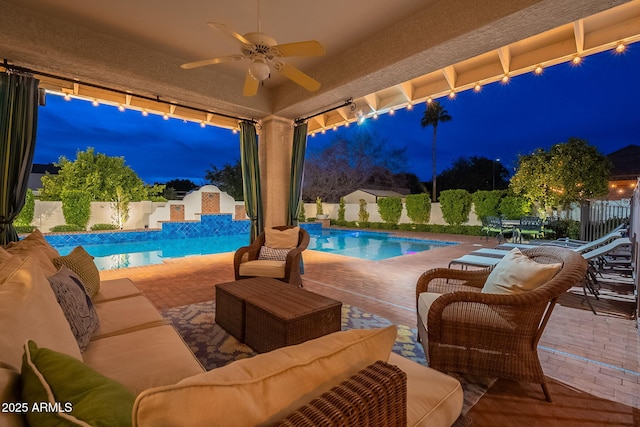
[100,231,639,410]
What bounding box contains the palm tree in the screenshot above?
[420,101,452,202]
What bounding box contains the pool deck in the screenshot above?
[100,230,639,413]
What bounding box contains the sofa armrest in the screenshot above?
[275,360,407,427]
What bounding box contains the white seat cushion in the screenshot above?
[388,352,463,427]
[239,259,286,278]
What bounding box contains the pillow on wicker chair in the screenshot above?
[482,248,561,295]
[258,246,290,261]
[264,227,299,249]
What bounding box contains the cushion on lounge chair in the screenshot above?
[482,248,561,294]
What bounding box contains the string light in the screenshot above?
[344,121,350,127]
[615,42,626,53]
[426,97,433,104]
[572,55,582,65]
[118,104,125,112]
[448,91,456,99]
[321,128,326,134]
[372,112,378,119]
[473,83,482,92]
[141,110,149,117]
[333,125,338,131]
[63,93,71,101]
[92,99,99,107]
[501,74,510,84]
[406,103,413,110]
[200,121,206,128]
[232,128,238,134]
[534,65,543,75]
[389,109,395,116]
[163,113,169,120]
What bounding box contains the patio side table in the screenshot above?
[215,277,293,341]
[244,287,342,353]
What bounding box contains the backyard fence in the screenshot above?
[579,199,631,241]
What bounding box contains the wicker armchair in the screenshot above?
[415,246,587,401]
[234,226,310,287]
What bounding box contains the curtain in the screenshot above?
[0,72,40,245]
[239,120,263,242]
[288,122,308,226]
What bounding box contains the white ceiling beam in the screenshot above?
[442,66,457,90]
[497,46,511,74]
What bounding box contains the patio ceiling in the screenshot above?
[1,0,639,131]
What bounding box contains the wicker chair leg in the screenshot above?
[541,382,552,402]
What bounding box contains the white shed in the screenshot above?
[342,189,407,204]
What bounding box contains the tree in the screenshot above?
[303,130,407,202]
[420,101,452,202]
[438,156,509,194]
[204,160,244,201]
[40,148,164,203]
[509,138,611,216]
[162,178,198,199]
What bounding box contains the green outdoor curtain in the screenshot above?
[0,72,39,245]
[239,120,263,242]
[288,122,308,226]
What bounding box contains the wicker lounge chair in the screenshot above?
[234,226,310,287]
[416,246,588,401]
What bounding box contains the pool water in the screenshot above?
[54,229,456,270]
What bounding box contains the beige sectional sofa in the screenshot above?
[1,231,464,426]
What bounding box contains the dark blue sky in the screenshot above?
[34,45,640,185]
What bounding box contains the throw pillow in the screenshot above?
[47,266,100,352]
[0,256,82,372]
[482,248,562,295]
[258,246,290,261]
[264,226,299,249]
[21,340,135,427]
[5,245,58,276]
[53,246,101,298]
[3,229,60,261]
[133,325,397,427]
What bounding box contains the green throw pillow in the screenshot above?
[20,340,134,427]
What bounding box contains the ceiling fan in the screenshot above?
[181,1,325,96]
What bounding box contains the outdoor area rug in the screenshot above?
[162,301,495,415]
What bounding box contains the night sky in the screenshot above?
[34,45,640,185]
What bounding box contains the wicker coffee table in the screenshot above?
[244,286,342,353]
[215,277,293,341]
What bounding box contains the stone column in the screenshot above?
[259,116,293,229]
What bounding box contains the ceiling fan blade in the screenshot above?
[181,55,244,69]
[273,41,325,57]
[243,71,260,97]
[207,22,253,45]
[275,62,321,92]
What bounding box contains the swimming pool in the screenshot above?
[53,229,456,270]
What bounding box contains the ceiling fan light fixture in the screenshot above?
[248,59,270,81]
